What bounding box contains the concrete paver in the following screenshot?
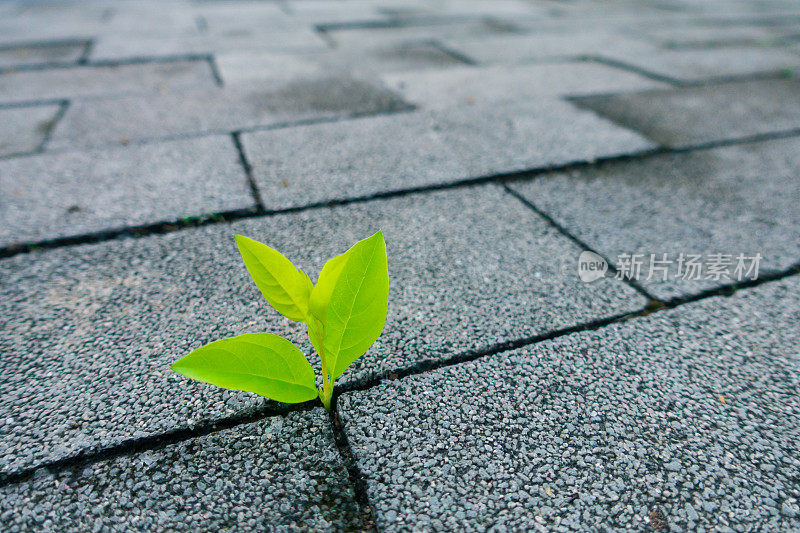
[0,40,86,68]
[441,30,658,65]
[381,61,667,109]
[242,98,655,210]
[0,410,361,532]
[340,277,800,531]
[0,104,61,158]
[2,1,800,530]
[602,45,800,82]
[0,136,253,247]
[573,78,800,147]
[327,19,527,49]
[0,60,217,105]
[508,136,800,301]
[47,76,411,150]
[0,185,645,476]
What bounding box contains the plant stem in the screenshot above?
[317,322,334,411]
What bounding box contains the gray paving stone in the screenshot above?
[339,276,800,531]
[623,21,778,48]
[0,136,253,248]
[216,43,465,86]
[47,76,411,150]
[381,61,668,109]
[420,0,545,18]
[242,99,654,210]
[0,410,361,532]
[101,1,200,37]
[0,60,217,105]
[441,30,658,64]
[196,1,302,34]
[603,45,800,82]
[0,104,61,158]
[573,78,800,148]
[90,29,328,61]
[327,19,526,49]
[0,3,112,44]
[0,40,86,68]
[0,185,645,475]
[286,0,395,25]
[508,137,800,301]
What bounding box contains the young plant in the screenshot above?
[171,231,389,410]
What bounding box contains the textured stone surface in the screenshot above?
[0,2,112,43]
[91,29,328,61]
[604,45,800,82]
[327,19,527,49]
[340,276,800,531]
[0,40,86,68]
[216,42,466,86]
[0,104,61,157]
[624,21,777,48]
[508,137,800,300]
[382,61,667,108]
[0,136,253,247]
[441,30,657,64]
[0,410,361,532]
[0,185,644,475]
[0,60,218,104]
[242,99,654,210]
[3,2,800,530]
[48,76,411,149]
[573,78,800,147]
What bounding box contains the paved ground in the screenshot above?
[1,0,799,531]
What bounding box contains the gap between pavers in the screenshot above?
[338,275,800,531]
[0,40,87,69]
[45,75,412,150]
[325,18,527,49]
[214,42,468,86]
[0,184,645,478]
[0,60,218,105]
[507,135,800,301]
[0,104,62,158]
[240,98,655,211]
[0,135,255,248]
[596,45,800,83]
[380,60,668,109]
[572,77,800,148]
[439,30,659,65]
[89,29,329,62]
[0,409,362,531]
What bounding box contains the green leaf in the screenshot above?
[308,230,389,379]
[171,333,318,403]
[234,235,313,323]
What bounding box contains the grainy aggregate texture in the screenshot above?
[572,78,800,148]
[0,136,253,247]
[0,410,361,532]
[2,0,800,530]
[508,137,800,301]
[0,185,644,476]
[340,277,800,531]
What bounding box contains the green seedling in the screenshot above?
[171,231,389,410]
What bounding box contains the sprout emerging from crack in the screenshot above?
[172,231,389,410]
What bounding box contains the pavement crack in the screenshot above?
[0,400,317,489]
[231,131,265,212]
[502,183,660,303]
[328,402,378,532]
[1,267,797,491]
[35,99,69,153]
